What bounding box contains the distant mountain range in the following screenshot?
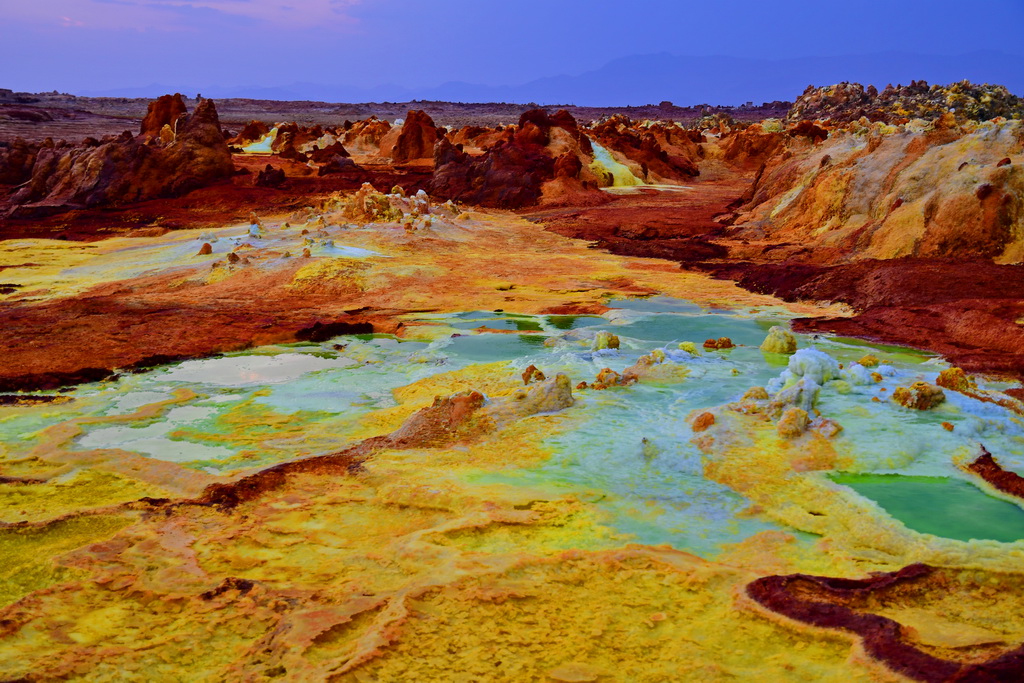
[76,51,1024,106]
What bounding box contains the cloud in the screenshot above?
[9,0,361,30]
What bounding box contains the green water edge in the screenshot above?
[830,473,1024,543]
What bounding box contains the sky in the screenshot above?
[2,0,1024,104]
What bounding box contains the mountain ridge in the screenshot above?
[74,50,1024,106]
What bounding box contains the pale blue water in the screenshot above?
[4,296,1023,556]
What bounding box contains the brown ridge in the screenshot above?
[746,564,1024,682]
[964,446,1024,500]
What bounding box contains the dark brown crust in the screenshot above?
[964,446,1024,500]
[746,565,1024,682]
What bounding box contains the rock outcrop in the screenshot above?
[255,164,286,188]
[589,115,700,182]
[727,118,1024,263]
[0,138,37,185]
[343,117,392,156]
[139,93,188,139]
[430,136,555,208]
[308,141,350,163]
[231,120,271,146]
[383,110,441,163]
[8,97,234,213]
[430,109,611,208]
[788,80,1024,124]
[719,124,788,171]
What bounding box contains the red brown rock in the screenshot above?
[720,124,787,170]
[308,141,349,163]
[964,446,1024,499]
[230,120,270,146]
[703,337,735,350]
[316,155,359,176]
[273,130,308,163]
[0,137,37,185]
[255,164,286,188]
[691,412,715,432]
[389,110,441,163]
[8,98,234,213]
[553,152,583,179]
[589,115,699,181]
[522,364,546,385]
[429,109,613,208]
[343,117,392,155]
[430,137,555,208]
[516,109,592,154]
[788,120,829,143]
[139,93,187,139]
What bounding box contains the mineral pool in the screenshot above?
[5,297,1021,550]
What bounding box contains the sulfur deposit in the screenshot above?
[3,84,1024,682]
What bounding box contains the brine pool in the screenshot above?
[4,296,1024,556]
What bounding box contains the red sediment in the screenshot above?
[964,446,1024,500]
[703,259,1024,381]
[525,177,743,262]
[197,451,362,509]
[0,265,393,391]
[540,302,610,316]
[746,564,1024,682]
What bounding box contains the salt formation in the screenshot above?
[759,325,797,354]
[892,381,946,410]
[766,348,841,413]
[591,331,620,350]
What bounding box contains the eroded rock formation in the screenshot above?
[0,137,37,184]
[139,93,188,139]
[727,118,1024,263]
[590,115,700,182]
[430,109,611,208]
[7,98,234,214]
[384,109,441,163]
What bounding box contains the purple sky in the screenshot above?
[4,0,1024,101]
